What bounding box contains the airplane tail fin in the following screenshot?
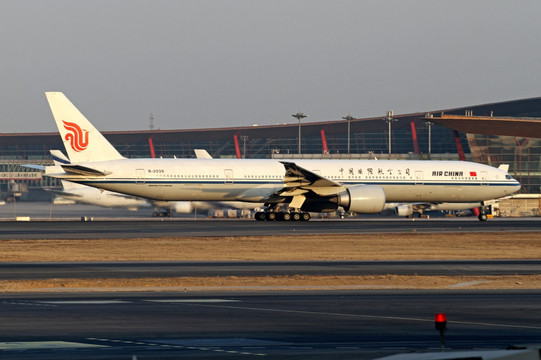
[45,92,125,163]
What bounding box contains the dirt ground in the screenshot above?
[1,232,540,292]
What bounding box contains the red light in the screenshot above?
[435,313,448,350]
[435,313,447,323]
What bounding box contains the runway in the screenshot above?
[0,218,540,239]
[1,202,540,359]
[0,202,540,239]
[1,260,541,280]
[1,290,541,359]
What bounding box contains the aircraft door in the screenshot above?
[414,171,424,185]
[224,169,233,184]
[135,169,145,184]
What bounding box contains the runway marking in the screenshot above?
[188,303,541,330]
[87,338,266,356]
[447,281,490,288]
[39,300,129,305]
[0,341,107,350]
[2,300,57,307]
[147,299,241,303]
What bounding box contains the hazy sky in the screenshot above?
[1,0,540,133]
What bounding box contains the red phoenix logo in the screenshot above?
[63,120,89,152]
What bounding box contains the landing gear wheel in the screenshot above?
[478,213,488,221]
[281,212,292,221]
[291,212,301,221]
[265,212,277,221]
[301,212,311,221]
[255,212,266,221]
[478,205,489,221]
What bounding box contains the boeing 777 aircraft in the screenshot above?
[46,150,245,216]
[47,150,150,210]
[43,92,521,221]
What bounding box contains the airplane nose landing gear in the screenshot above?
[477,204,489,221]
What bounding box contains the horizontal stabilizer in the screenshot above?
[61,164,110,177]
[50,149,70,164]
[22,164,46,171]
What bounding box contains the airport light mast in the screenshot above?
[342,114,354,154]
[425,113,433,159]
[292,112,308,154]
[240,136,248,158]
[385,110,397,154]
[149,113,155,131]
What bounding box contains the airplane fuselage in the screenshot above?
[58,158,520,204]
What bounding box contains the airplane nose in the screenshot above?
[509,181,521,194]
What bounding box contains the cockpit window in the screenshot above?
[506,175,512,179]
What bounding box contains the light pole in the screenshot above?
[342,114,354,154]
[425,119,433,158]
[385,110,397,155]
[425,113,434,159]
[292,112,307,154]
[240,136,248,158]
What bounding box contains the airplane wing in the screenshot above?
[280,161,341,188]
[43,185,139,200]
[263,162,345,207]
[386,201,482,217]
[43,188,84,198]
[106,192,145,200]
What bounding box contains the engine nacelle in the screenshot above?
[396,204,414,217]
[172,201,193,214]
[300,199,338,213]
[335,185,386,213]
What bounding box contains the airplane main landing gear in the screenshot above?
[153,209,172,217]
[254,211,311,221]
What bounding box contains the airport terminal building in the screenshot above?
[1,97,540,210]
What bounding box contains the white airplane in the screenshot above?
[383,201,484,217]
[46,150,257,217]
[43,92,521,221]
[51,179,151,210]
[46,150,150,210]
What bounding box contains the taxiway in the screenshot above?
[1,260,541,280]
[1,290,541,359]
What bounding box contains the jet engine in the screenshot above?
[333,185,386,213]
[172,201,193,214]
[300,199,338,213]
